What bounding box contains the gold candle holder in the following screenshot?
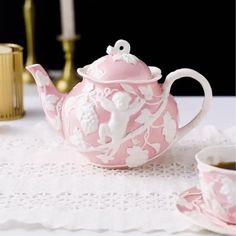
[55,36,82,93]
[0,44,24,120]
[22,0,37,84]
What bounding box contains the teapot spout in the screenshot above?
[26,64,66,135]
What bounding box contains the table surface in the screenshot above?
[0,84,235,236]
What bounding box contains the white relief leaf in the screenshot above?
[87,57,106,79]
[35,71,50,87]
[132,138,140,145]
[150,143,160,153]
[87,66,104,78]
[82,82,94,92]
[106,45,113,55]
[120,83,136,95]
[177,198,194,210]
[113,53,139,64]
[96,153,114,163]
[42,94,59,112]
[210,198,226,216]
[126,146,149,168]
[220,177,236,204]
[138,85,153,100]
[162,112,176,143]
[135,109,152,124]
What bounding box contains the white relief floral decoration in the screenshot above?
[41,93,59,112]
[150,143,160,153]
[138,85,153,100]
[96,153,115,164]
[35,70,50,87]
[64,96,78,114]
[135,109,153,125]
[69,128,87,150]
[120,83,137,95]
[87,57,106,79]
[125,146,149,168]
[177,198,194,211]
[112,53,139,64]
[199,176,224,215]
[64,95,99,136]
[75,98,99,135]
[219,176,236,204]
[162,112,176,143]
[103,87,113,97]
[94,88,105,101]
[82,81,94,93]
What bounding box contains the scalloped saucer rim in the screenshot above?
[176,186,236,236]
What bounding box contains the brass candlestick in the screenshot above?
[22,0,37,84]
[55,36,82,93]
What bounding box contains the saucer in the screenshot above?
[176,186,236,236]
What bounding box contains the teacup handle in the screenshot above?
[163,68,212,141]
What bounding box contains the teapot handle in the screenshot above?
[163,68,212,141]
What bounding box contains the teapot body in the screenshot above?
[26,39,212,168]
[61,79,178,168]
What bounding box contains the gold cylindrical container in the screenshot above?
[0,44,24,120]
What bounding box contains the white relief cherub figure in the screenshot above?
[98,91,145,144]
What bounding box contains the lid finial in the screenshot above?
[106,39,138,64]
[106,40,131,55]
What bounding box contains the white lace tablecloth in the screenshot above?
[0,85,235,235]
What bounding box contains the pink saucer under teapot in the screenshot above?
[27,39,212,168]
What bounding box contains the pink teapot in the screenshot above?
[27,39,212,168]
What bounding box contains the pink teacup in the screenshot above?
[196,145,236,224]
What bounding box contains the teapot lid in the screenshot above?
[77,39,162,84]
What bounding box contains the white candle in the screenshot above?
[59,0,76,38]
